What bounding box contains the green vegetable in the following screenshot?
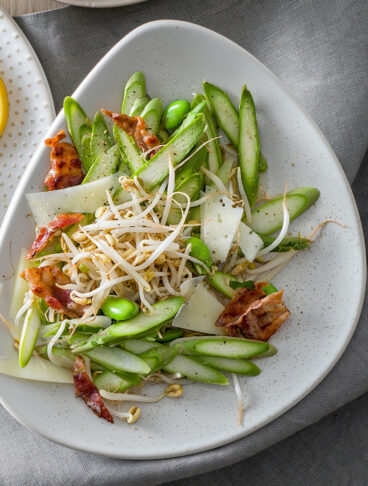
[191,94,222,172]
[262,283,278,295]
[139,345,176,373]
[238,85,260,207]
[258,153,268,173]
[141,98,163,134]
[36,345,76,368]
[85,346,150,375]
[173,336,270,359]
[83,144,120,183]
[229,280,255,290]
[169,100,206,139]
[216,157,235,185]
[72,297,184,353]
[203,81,239,148]
[163,354,228,385]
[174,137,209,187]
[40,316,111,338]
[207,271,237,298]
[255,343,278,358]
[90,111,113,163]
[113,123,146,174]
[250,187,320,235]
[157,124,169,143]
[196,356,261,375]
[259,235,311,252]
[101,296,140,321]
[121,71,147,115]
[63,96,92,171]
[121,339,158,354]
[155,328,183,342]
[163,100,190,130]
[19,306,41,368]
[93,370,141,392]
[166,173,204,225]
[185,237,213,274]
[136,114,205,191]
[129,96,149,116]
[81,134,93,170]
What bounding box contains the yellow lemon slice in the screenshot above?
[0,77,9,137]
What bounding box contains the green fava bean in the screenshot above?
[163,100,190,130]
[185,237,213,274]
[102,296,140,321]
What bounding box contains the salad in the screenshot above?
[8,72,321,425]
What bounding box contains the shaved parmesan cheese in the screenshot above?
[238,221,264,262]
[179,276,205,299]
[201,192,243,262]
[0,343,72,384]
[26,174,121,227]
[172,283,226,335]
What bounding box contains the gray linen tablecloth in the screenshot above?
[0,1,366,484]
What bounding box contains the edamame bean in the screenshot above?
[163,100,190,131]
[185,237,213,274]
[102,296,140,321]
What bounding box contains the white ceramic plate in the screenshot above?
[0,20,365,459]
[0,6,55,223]
[56,0,147,7]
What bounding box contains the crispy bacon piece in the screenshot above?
[44,129,84,191]
[25,213,84,260]
[216,282,290,341]
[73,355,114,423]
[101,109,161,158]
[20,265,87,318]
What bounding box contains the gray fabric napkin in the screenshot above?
[0,0,366,484]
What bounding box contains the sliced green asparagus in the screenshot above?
[90,111,113,163]
[93,370,141,392]
[113,123,146,174]
[163,354,228,385]
[19,306,41,368]
[174,138,208,187]
[196,356,261,375]
[85,346,150,375]
[140,98,163,134]
[191,94,222,172]
[172,336,270,359]
[251,187,320,235]
[238,85,260,207]
[166,172,204,225]
[63,96,92,171]
[83,144,121,183]
[129,96,149,116]
[121,71,147,115]
[72,297,184,353]
[136,114,205,191]
[207,271,237,299]
[121,339,158,355]
[258,153,268,173]
[81,134,93,170]
[259,234,311,252]
[140,345,176,373]
[203,81,239,148]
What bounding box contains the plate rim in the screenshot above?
[55,0,148,8]
[0,19,366,459]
